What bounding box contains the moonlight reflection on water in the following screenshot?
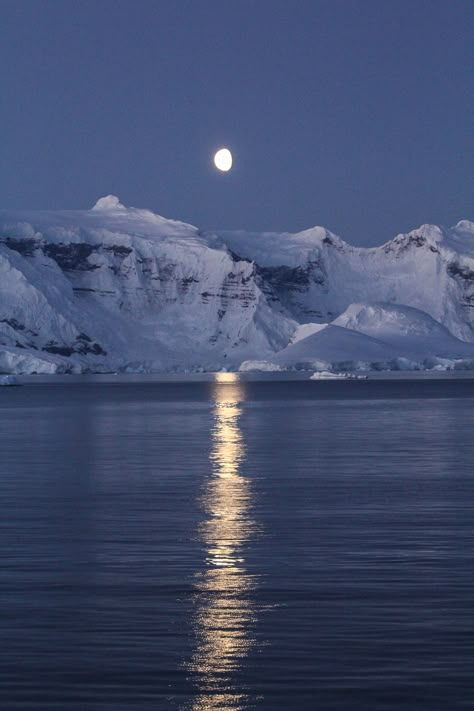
[189,373,259,710]
[2,378,473,710]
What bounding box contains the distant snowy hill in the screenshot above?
[1,197,473,373]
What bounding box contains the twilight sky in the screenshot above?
[1,0,472,245]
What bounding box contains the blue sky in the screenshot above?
[1,0,472,245]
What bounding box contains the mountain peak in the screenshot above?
[92,195,126,211]
[454,220,473,231]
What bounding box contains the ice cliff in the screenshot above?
[0,197,473,373]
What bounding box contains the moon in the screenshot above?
[214,148,233,172]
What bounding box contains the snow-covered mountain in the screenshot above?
[1,196,473,373]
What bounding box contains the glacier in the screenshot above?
[0,196,473,374]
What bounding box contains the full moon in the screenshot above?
[214,148,233,172]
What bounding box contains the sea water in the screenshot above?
[1,375,473,710]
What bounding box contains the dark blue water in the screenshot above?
[1,376,473,710]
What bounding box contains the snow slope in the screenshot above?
[333,302,474,356]
[256,303,474,373]
[0,197,473,373]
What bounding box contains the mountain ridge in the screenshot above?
[1,197,473,374]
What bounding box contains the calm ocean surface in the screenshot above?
[1,375,473,710]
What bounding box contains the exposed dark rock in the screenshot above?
[43,344,75,356]
[1,237,38,257]
[91,343,107,355]
[73,287,115,295]
[74,333,107,356]
[1,318,26,331]
[448,262,474,282]
[103,245,132,256]
[180,276,199,292]
[42,335,107,357]
[257,260,325,293]
[43,242,100,271]
[410,235,427,248]
[75,340,107,356]
[258,264,310,291]
[384,234,431,255]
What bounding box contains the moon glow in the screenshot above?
[214,148,233,172]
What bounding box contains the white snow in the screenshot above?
[0,374,20,385]
[272,325,402,371]
[238,360,283,372]
[1,197,473,374]
[332,302,474,360]
[290,323,328,344]
[309,371,367,380]
[92,195,126,211]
